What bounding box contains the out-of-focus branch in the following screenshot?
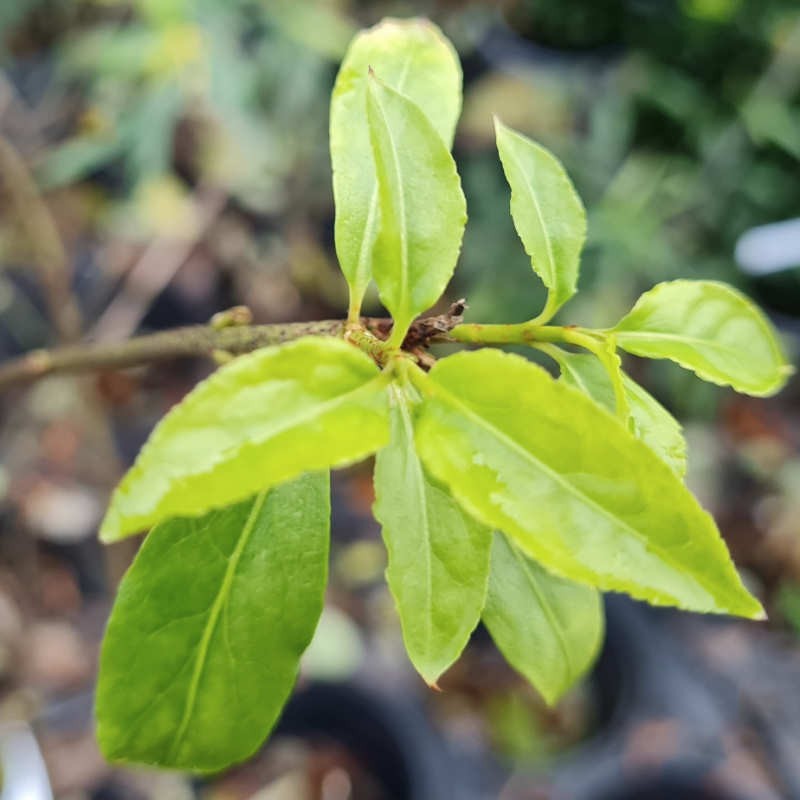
[0,133,82,342]
[90,185,227,342]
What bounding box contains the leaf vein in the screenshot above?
[429,380,709,599]
[504,133,557,290]
[167,490,268,762]
[510,544,574,685]
[372,87,409,323]
[397,391,434,658]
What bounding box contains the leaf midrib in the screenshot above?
[615,329,751,357]
[427,377,714,604]
[396,392,435,664]
[560,359,688,482]
[558,359,593,396]
[509,541,575,688]
[217,375,386,457]
[138,374,385,506]
[167,490,268,762]
[353,57,414,296]
[371,85,409,323]
[502,131,558,293]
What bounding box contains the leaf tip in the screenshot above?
[98,502,141,544]
[366,66,382,96]
[426,679,442,692]
[731,592,767,621]
[539,691,560,709]
[98,512,120,544]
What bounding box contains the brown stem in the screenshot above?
[0,301,466,391]
[0,321,341,390]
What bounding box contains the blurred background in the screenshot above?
[0,1,799,798]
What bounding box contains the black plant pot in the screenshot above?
[274,681,482,800]
[530,595,793,800]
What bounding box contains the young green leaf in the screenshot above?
[494,119,586,320]
[366,74,467,347]
[412,350,762,618]
[96,473,330,772]
[483,532,603,706]
[555,350,686,476]
[373,385,491,686]
[100,337,389,541]
[330,18,461,318]
[613,280,792,396]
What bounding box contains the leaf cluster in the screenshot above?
[95,18,792,772]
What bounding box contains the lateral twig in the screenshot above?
[0,300,467,391]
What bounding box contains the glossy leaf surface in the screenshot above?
[614,280,792,396]
[556,350,686,476]
[373,386,491,685]
[100,337,389,541]
[330,18,461,313]
[483,532,603,705]
[413,350,762,618]
[367,75,467,345]
[96,473,330,771]
[495,119,586,316]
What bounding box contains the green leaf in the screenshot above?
[96,473,329,772]
[100,337,389,541]
[373,385,491,685]
[494,119,587,320]
[330,18,461,317]
[613,280,793,397]
[483,533,603,706]
[412,350,762,618]
[555,350,686,476]
[366,74,467,347]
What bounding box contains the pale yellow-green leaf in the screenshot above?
[373,385,490,685]
[412,350,762,618]
[100,337,389,541]
[483,532,603,706]
[494,119,586,318]
[330,18,461,315]
[366,74,466,346]
[556,350,686,476]
[614,280,792,396]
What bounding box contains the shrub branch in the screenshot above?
[0,301,468,391]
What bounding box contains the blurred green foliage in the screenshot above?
[30,0,354,218]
